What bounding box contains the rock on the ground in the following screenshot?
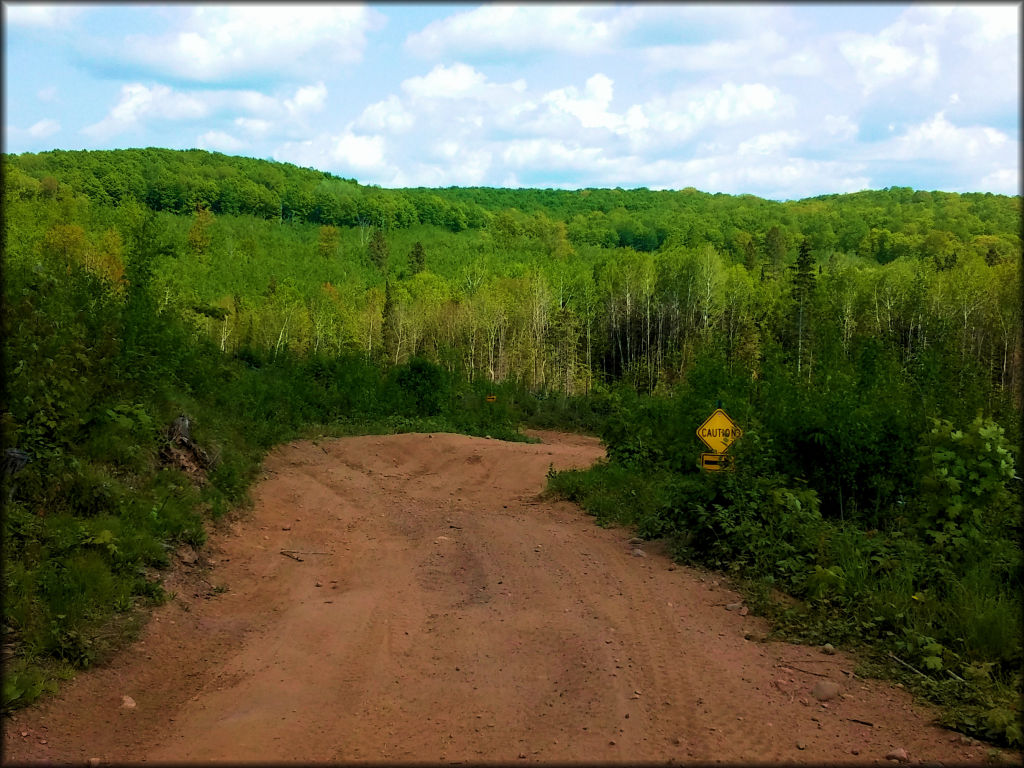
[88,758,101,767]
[121,695,136,709]
[178,547,198,565]
[631,548,646,557]
[725,602,742,611]
[811,680,840,701]
[822,643,835,654]
[885,746,909,762]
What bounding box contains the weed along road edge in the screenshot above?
[2,431,1009,764]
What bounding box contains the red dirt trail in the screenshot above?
[3,430,1019,765]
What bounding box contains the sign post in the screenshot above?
[697,407,742,471]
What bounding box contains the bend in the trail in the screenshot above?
[2,431,1013,765]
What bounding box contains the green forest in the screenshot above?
[2,148,1021,745]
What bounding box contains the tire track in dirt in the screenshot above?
[2,430,1017,765]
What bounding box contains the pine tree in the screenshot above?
[368,229,389,271]
[409,241,426,274]
[791,238,816,375]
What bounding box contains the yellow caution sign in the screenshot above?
[485,395,497,403]
[696,408,742,454]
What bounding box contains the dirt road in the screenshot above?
[3,431,1015,764]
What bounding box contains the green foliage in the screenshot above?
[914,416,1019,548]
[393,357,447,417]
[3,149,1021,742]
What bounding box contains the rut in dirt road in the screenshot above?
[2,431,1010,765]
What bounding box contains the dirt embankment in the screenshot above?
[3,430,1018,764]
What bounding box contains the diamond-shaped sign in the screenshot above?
[696,408,742,453]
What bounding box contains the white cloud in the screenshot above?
[234,117,272,135]
[736,131,802,156]
[274,131,391,176]
[116,5,381,83]
[355,95,415,134]
[196,130,245,153]
[884,111,1011,162]
[644,31,787,73]
[821,115,858,142]
[542,74,620,131]
[80,82,330,141]
[978,168,1019,196]
[82,83,208,139]
[401,63,488,100]
[405,5,619,58]
[840,35,931,94]
[27,118,60,138]
[284,82,327,116]
[4,4,83,28]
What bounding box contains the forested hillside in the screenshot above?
[2,148,1021,744]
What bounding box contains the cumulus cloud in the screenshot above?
[234,117,272,136]
[197,130,245,153]
[405,5,620,58]
[113,5,382,83]
[284,82,327,116]
[644,31,787,73]
[81,81,328,141]
[4,4,83,28]
[880,111,1011,162]
[355,96,416,134]
[402,63,489,100]
[82,84,208,139]
[977,168,1019,196]
[855,111,1018,193]
[28,118,61,138]
[274,131,392,177]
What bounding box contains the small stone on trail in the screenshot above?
[796,741,807,750]
[822,643,835,654]
[885,747,909,763]
[725,602,742,611]
[608,740,616,746]
[315,580,322,587]
[739,606,749,616]
[811,680,840,701]
[21,732,27,737]
[628,537,643,544]
[851,749,860,756]
[121,695,136,709]
[281,524,291,531]
[179,547,198,565]
[632,549,646,558]
[88,759,101,767]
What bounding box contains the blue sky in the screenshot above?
[3,2,1020,200]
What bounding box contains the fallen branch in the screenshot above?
[280,549,331,559]
[888,651,930,680]
[847,718,874,727]
[780,664,831,678]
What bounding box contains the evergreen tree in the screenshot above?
[368,229,389,270]
[409,241,426,274]
[791,237,816,375]
[764,225,788,276]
